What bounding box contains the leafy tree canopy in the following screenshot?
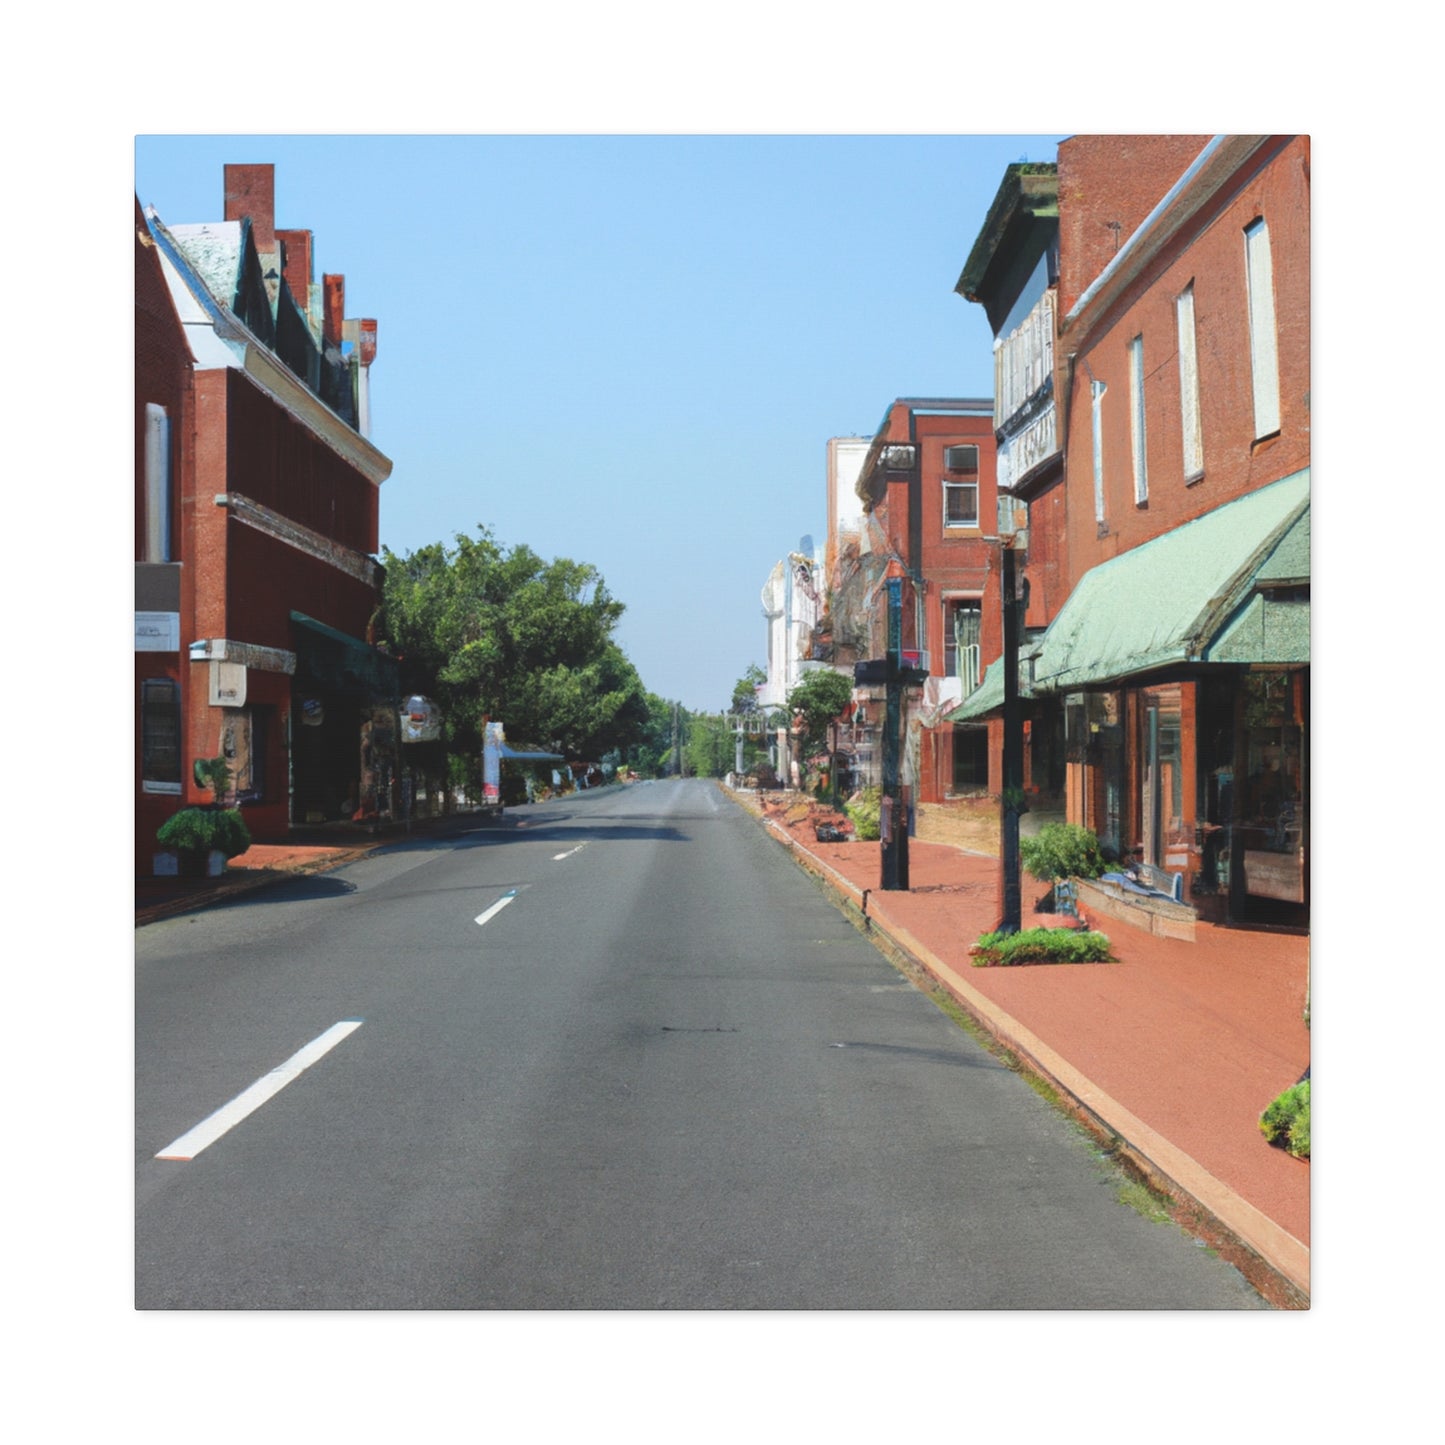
[380,528,648,764]
[786,669,854,755]
[730,664,767,715]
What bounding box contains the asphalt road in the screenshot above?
[135,777,1265,1309]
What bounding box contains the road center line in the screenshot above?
[552,845,586,861]
[474,889,519,927]
[155,1019,363,1162]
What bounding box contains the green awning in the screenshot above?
[290,611,399,698]
[945,471,1309,718]
[948,643,1039,723]
[1027,470,1309,693]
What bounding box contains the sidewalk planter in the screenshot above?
[155,806,251,879]
[153,846,228,878]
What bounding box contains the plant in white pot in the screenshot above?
[154,756,251,878]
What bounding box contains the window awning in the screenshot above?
[290,611,399,698]
[948,643,1039,723]
[946,470,1309,718]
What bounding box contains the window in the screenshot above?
[944,598,982,691]
[1129,334,1148,504]
[1091,378,1107,524]
[944,480,979,528]
[144,403,172,562]
[141,678,182,793]
[1244,218,1281,439]
[943,443,979,528]
[1176,283,1204,479]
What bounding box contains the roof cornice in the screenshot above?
[146,210,392,488]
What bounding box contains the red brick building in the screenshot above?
[828,399,1002,806]
[135,165,396,872]
[956,136,1310,927]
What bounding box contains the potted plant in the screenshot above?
[153,755,251,878]
[1019,822,1106,915]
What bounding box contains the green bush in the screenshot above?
[971,927,1114,967]
[1259,1079,1310,1159]
[156,807,252,860]
[1020,822,1107,882]
[845,786,882,842]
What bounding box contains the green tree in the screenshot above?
[786,669,853,757]
[380,528,650,789]
[731,664,767,715]
[685,712,737,778]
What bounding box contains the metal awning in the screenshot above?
[497,744,564,763]
[290,611,399,698]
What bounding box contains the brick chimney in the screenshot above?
[223,164,275,253]
[323,273,345,348]
[277,228,313,315]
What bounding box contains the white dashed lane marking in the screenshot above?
[155,1020,363,1162]
[474,889,519,927]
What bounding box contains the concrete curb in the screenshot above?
[737,791,1309,1309]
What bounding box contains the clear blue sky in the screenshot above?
[135,134,1065,710]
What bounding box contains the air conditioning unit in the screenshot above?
[880,444,916,471]
[944,444,979,472]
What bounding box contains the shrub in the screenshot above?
[845,786,882,842]
[971,927,1114,967]
[1020,822,1107,882]
[156,807,252,860]
[1259,1079,1310,1159]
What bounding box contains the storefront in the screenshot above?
[967,472,1310,927]
[289,612,399,826]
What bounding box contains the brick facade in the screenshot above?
[135,168,394,871]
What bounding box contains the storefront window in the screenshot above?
[1141,684,1186,869]
[141,679,182,793]
[1238,671,1306,903]
[1065,691,1124,856]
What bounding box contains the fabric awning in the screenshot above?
[945,470,1309,718]
[1026,469,1309,694]
[947,643,1039,723]
[290,611,399,698]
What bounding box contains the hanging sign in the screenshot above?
[401,695,442,743]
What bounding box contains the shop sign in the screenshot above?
[401,695,442,743]
[209,661,246,707]
[135,612,179,652]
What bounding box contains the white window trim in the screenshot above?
[1129,334,1148,505]
[144,403,171,562]
[1091,378,1107,523]
[1176,283,1204,479]
[942,478,980,529]
[942,593,983,691]
[1245,217,1281,440]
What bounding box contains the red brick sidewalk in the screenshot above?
[741,789,1310,1306]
